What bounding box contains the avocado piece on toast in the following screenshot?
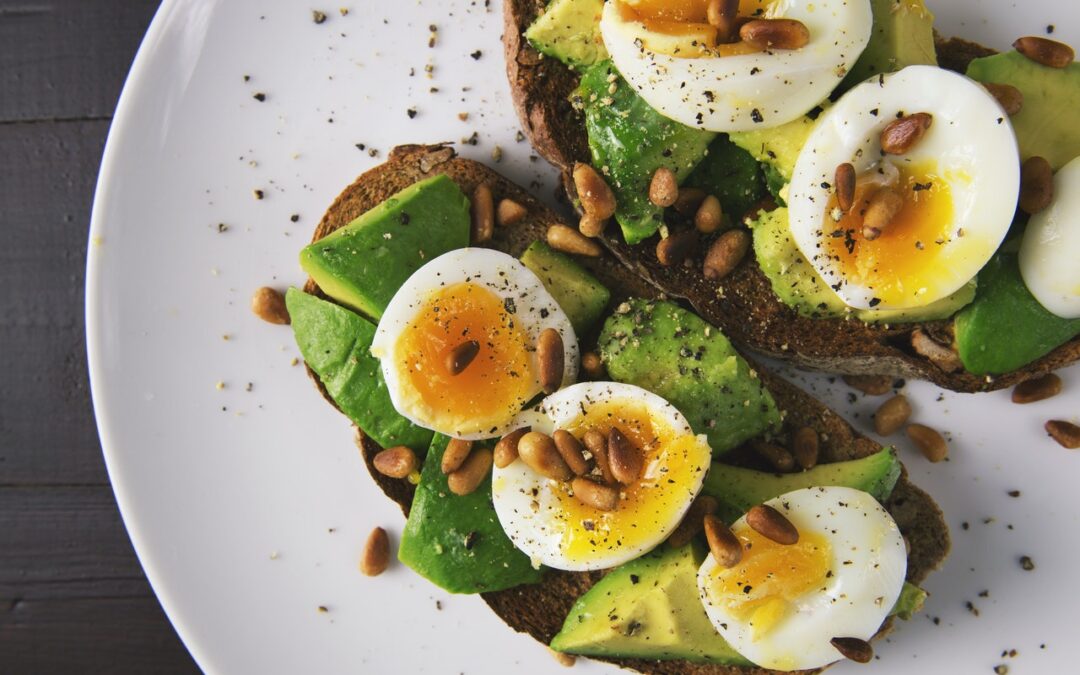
[520,240,611,335]
[526,0,607,68]
[843,0,938,89]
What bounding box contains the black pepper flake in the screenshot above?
[869,297,881,308]
[1007,490,1020,498]
[290,214,300,223]
[1019,555,1035,571]
[399,212,410,225]
[994,666,1009,675]
[313,10,327,24]
[913,182,933,192]
[869,108,879,116]
[407,107,417,119]
[253,92,267,102]
[503,297,517,314]
[243,74,251,82]
[217,223,229,233]
[629,574,640,585]
[750,67,761,75]
[463,531,479,550]
[751,108,764,124]
[470,50,483,60]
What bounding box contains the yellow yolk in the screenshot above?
[706,527,832,639]
[824,162,956,306]
[550,401,705,564]
[396,282,536,434]
[616,0,771,57]
[624,0,770,22]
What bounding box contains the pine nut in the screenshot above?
[831,637,873,664]
[496,198,528,227]
[694,195,724,233]
[910,329,962,373]
[573,163,617,219]
[1012,373,1062,404]
[360,526,390,576]
[674,187,707,216]
[649,167,679,207]
[834,163,856,212]
[553,430,591,476]
[739,18,810,50]
[843,374,894,395]
[706,0,740,42]
[571,477,619,511]
[494,427,529,469]
[547,224,602,257]
[373,445,419,479]
[1046,420,1080,449]
[862,187,904,240]
[607,428,643,484]
[471,183,494,244]
[446,340,480,375]
[746,504,799,545]
[447,448,493,496]
[656,229,697,267]
[518,432,574,481]
[874,395,912,436]
[578,213,606,238]
[791,426,819,470]
[1014,36,1075,69]
[537,328,565,394]
[752,439,796,473]
[907,423,948,462]
[583,430,616,483]
[984,83,1024,116]
[441,438,474,474]
[668,495,720,548]
[251,287,290,324]
[704,514,743,567]
[581,351,605,379]
[1019,156,1054,215]
[703,228,750,280]
[880,112,933,155]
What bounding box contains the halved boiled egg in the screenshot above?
[789,65,1020,310]
[600,0,872,131]
[370,248,578,440]
[492,382,711,571]
[1020,154,1080,319]
[697,486,907,671]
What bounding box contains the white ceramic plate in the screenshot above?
[87,2,1080,673]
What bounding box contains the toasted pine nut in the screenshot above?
[1012,373,1062,404]
[571,477,619,511]
[649,167,679,207]
[441,438,474,474]
[1046,420,1080,449]
[518,432,574,481]
[674,187,707,216]
[834,163,856,212]
[494,427,529,469]
[360,527,390,576]
[373,445,419,479]
[862,187,904,240]
[1019,156,1054,215]
[791,427,819,470]
[907,423,948,462]
[751,439,796,473]
[704,514,743,567]
[656,229,697,267]
[607,428,643,484]
[739,18,810,50]
[706,0,740,42]
[668,495,720,548]
[578,213,606,238]
[694,195,724,233]
[446,340,480,375]
[874,395,912,436]
[447,448,493,496]
[471,183,494,244]
[573,163,617,219]
[251,287,290,324]
[831,637,873,664]
[547,224,602,257]
[984,83,1024,116]
[538,328,565,394]
[910,329,962,373]
[553,430,591,476]
[880,112,933,155]
[843,374,894,395]
[583,429,616,483]
[703,229,750,280]
[746,504,799,545]
[1014,36,1075,69]
[496,198,528,227]
[581,351,605,379]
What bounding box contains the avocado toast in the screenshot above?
[502,0,1080,392]
[291,143,949,673]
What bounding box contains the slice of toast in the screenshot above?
[502,1,1080,393]
[301,143,950,675]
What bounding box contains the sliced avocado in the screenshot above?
[526,0,608,68]
[599,299,781,455]
[551,543,752,665]
[577,62,715,244]
[967,51,1080,171]
[843,0,937,89]
[702,448,902,523]
[683,135,767,224]
[398,434,543,594]
[892,581,928,620]
[299,174,470,320]
[730,112,819,185]
[954,250,1080,375]
[520,240,611,335]
[285,289,432,451]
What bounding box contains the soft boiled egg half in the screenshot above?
[1020,154,1080,319]
[492,382,711,571]
[370,248,578,440]
[600,0,872,131]
[698,486,907,671]
[788,65,1020,310]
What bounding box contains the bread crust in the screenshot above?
[301,144,950,675]
[501,3,1080,392]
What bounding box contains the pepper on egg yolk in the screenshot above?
[615,0,771,57]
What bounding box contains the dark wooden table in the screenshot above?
[1,2,198,672]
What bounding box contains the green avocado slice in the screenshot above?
[520,240,611,336]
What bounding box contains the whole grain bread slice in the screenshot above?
[502,2,1080,393]
[301,143,949,675]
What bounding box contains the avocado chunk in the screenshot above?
[843,0,937,89]
[551,543,752,665]
[967,51,1080,171]
[892,581,928,620]
[520,240,611,335]
[599,299,781,455]
[398,434,543,594]
[299,174,470,320]
[683,135,767,224]
[526,0,608,68]
[285,289,433,451]
[954,250,1080,375]
[702,448,902,523]
[577,62,715,244]
[730,112,819,186]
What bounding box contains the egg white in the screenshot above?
[788,65,1020,310]
[1020,154,1080,319]
[370,248,578,440]
[600,0,872,132]
[697,486,907,671]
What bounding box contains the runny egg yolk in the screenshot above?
[706,526,832,640]
[823,161,956,306]
[550,401,704,564]
[616,0,770,57]
[396,282,536,434]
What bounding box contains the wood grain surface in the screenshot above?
[0,1,199,672]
